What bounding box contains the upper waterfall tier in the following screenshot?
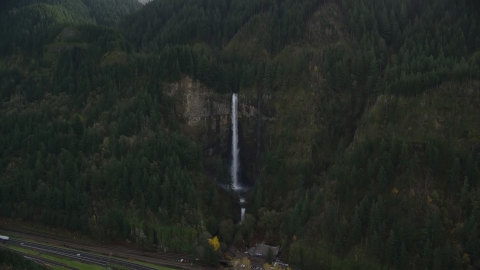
[231,93,241,190]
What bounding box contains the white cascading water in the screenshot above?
[231,93,240,190]
[232,93,246,224]
[240,197,246,223]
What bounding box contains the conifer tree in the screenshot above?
[432,246,443,270]
[399,141,410,170]
[422,238,432,268]
[395,242,408,270]
[324,204,337,242]
[461,176,471,217]
[385,229,396,265]
[376,166,387,192]
[348,207,362,245]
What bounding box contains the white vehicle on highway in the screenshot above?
[0,235,9,243]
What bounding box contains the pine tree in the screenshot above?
[333,226,343,254]
[466,153,479,187]
[422,238,432,268]
[368,202,381,236]
[34,153,43,179]
[203,244,219,267]
[395,242,408,270]
[431,210,444,247]
[324,204,337,242]
[432,246,443,270]
[376,166,387,192]
[368,230,381,259]
[253,184,263,215]
[377,38,388,67]
[443,240,453,269]
[162,175,172,213]
[461,176,471,217]
[348,207,362,245]
[399,141,410,170]
[379,137,388,153]
[410,152,420,174]
[385,229,396,265]
[465,227,480,260]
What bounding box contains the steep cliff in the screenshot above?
[3,0,480,268]
[167,77,275,186]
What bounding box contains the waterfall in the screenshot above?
[240,197,246,223]
[232,94,246,224]
[231,93,240,190]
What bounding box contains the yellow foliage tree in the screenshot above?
[241,257,252,269]
[208,236,220,251]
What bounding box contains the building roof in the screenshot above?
[248,244,279,257]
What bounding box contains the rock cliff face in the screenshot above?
[167,77,274,186]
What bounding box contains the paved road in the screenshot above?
[0,245,76,269]
[0,226,196,269]
[9,238,157,270]
[23,255,76,269]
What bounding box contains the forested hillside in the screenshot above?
[1,0,480,269]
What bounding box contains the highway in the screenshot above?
[8,238,158,270]
[22,255,76,269]
[0,244,76,269]
[0,226,198,269]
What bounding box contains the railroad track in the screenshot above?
[0,226,199,269]
[8,238,159,270]
[0,245,77,270]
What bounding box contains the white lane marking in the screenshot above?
[20,244,107,265]
[15,241,155,270]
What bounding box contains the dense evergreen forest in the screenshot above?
[1,0,480,269]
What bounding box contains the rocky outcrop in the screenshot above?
[167,77,273,126]
[167,77,274,185]
[167,77,230,157]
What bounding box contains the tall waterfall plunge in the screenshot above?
[231,93,240,190]
[231,93,245,223]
